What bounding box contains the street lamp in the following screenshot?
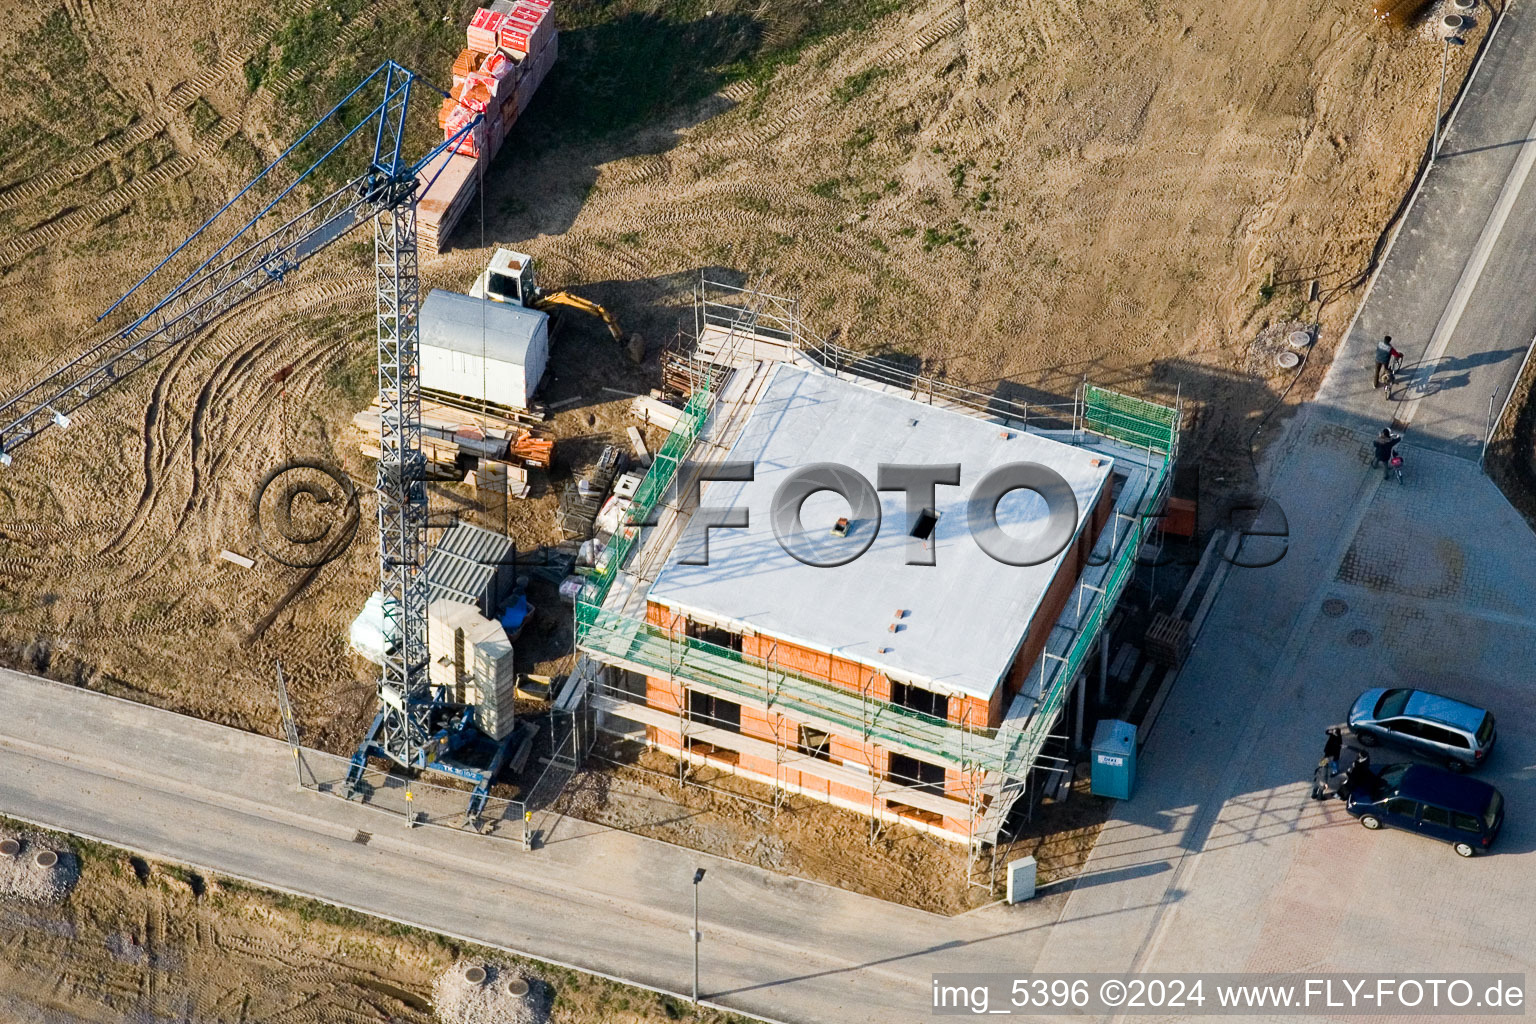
[1432,19,1468,162]
[691,868,706,1004]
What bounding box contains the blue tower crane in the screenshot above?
[0,62,508,824]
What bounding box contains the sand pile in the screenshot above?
[433,960,547,1024]
[0,830,78,902]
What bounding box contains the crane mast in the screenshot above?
[0,62,499,817]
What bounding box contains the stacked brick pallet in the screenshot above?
[417,0,558,254]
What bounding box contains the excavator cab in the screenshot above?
[468,245,632,354]
[472,247,538,306]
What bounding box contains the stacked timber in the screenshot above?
[352,396,549,493]
[418,2,559,254]
[661,350,729,397]
[629,394,685,432]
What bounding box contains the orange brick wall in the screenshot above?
[1004,477,1115,696]
[632,468,1113,831]
[647,721,978,836]
[646,470,1115,731]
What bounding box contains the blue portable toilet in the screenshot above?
[1090,719,1137,799]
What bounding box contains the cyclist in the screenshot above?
[1371,428,1402,477]
[1374,335,1403,388]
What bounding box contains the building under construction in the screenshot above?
[574,281,1178,847]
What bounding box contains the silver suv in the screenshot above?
[1347,688,1496,772]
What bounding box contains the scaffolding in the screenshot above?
[576,279,1180,846]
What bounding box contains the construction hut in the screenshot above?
[427,521,516,618]
[418,289,550,409]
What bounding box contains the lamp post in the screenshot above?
[1432,22,1468,162]
[691,868,706,1004]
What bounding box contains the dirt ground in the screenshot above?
[1485,348,1536,529]
[557,739,1107,915]
[0,818,750,1024]
[0,0,1496,930]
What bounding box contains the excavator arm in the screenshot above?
[531,290,625,344]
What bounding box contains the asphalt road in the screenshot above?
[1322,0,1536,451]
[5,5,1536,1024]
[1033,0,1536,1009]
[0,668,1061,1024]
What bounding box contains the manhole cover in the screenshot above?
[0,838,19,857]
[1441,14,1466,34]
[463,965,487,986]
[1323,598,1348,617]
[1348,629,1372,647]
[503,978,530,998]
[1276,351,1301,369]
[33,850,58,869]
[1452,0,1474,7]
[352,831,372,846]
[1288,330,1312,349]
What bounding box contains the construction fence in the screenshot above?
[288,702,588,846]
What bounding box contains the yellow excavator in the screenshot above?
[471,248,629,348]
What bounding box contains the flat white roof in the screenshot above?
[646,364,1113,701]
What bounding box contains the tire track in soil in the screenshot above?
[0,0,322,213]
[2,276,363,594]
[1,120,242,266]
[126,290,366,586]
[681,2,965,162]
[261,0,416,98]
[103,277,366,582]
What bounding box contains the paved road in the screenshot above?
[1033,0,1536,1012]
[1321,0,1536,450]
[5,8,1536,1024]
[0,667,1072,1024]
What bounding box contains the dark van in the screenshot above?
[1345,763,1503,857]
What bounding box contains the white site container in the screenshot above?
[418,288,550,409]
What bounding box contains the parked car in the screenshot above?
[1346,687,1495,771]
[1345,763,1504,857]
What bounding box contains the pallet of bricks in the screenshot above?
[419,0,559,254]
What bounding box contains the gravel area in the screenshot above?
[0,830,78,902]
[434,959,546,1024]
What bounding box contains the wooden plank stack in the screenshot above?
[352,396,552,490]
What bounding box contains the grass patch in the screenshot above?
[921,220,974,253]
[809,177,841,200]
[833,65,888,104]
[723,0,907,86]
[189,98,222,136]
[843,124,877,151]
[324,348,376,410]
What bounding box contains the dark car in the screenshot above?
[1347,688,1495,771]
[1346,763,1504,857]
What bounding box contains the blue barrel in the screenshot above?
[1090,719,1137,799]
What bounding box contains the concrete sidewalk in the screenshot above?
[1032,0,1536,1006]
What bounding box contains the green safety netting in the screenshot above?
[1083,385,1179,455]
[574,382,1177,777]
